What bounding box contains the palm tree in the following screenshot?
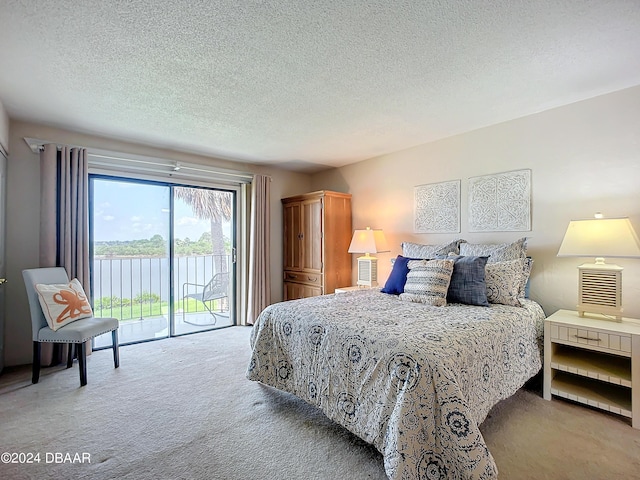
[174,187,232,274]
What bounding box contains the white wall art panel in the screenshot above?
[468,169,531,232]
[414,180,460,233]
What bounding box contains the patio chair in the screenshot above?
[23,267,119,387]
[182,271,229,325]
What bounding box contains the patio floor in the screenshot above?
[93,310,233,349]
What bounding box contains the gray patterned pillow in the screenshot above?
[400,259,455,306]
[459,237,527,263]
[485,258,529,307]
[401,239,465,259]
[520,257,533,298]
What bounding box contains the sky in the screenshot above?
[92,178,232,243]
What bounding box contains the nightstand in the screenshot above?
[544,309,640,428]
[334,286,374,293]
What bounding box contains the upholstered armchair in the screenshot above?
[22,267,119,387]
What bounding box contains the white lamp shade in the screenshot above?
[348,227,389,255]
[557,217,640,259]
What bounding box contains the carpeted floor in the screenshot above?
[1,326,639,479]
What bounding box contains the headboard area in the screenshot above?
[383,237,532,307]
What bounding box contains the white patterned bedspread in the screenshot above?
[246,290,545,480]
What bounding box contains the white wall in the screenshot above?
[312,86,640,319]
[4,120,311,366]
[0,99,8,154]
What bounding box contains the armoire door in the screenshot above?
[301,198,322,272]
[283,202,302,271]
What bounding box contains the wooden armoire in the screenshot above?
[282,190,352,300]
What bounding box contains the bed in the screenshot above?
[246,289,544,479]
[247,238,542,479]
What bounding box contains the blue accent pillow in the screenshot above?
[381,255,417,295]
[446,255,490,306]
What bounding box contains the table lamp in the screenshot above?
[348,227,389,287]
[557,215,640,321]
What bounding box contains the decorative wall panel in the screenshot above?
[414,180,460,233]
[468,169,531,232]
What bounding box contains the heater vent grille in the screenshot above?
[580,271,619,307]
[358,262,372,282]
[357,258,377,287]
[577,267,622,320]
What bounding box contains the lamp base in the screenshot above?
[577,305,623,322]
[577,263,623,322]
[356,256,378,287]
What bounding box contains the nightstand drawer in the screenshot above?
[550,323,632,355]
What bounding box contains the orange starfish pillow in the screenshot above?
[35,278,94,331]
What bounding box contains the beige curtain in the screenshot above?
[39,144,90,365]
[245,174,270,325]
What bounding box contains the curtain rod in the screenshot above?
[24,137,82,153]
[88,153,258,181]
[23,137,272,181]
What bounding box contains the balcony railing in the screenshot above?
[92,254,231,321]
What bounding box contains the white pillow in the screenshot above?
[485,259,530,307]
[401,239,464,259]
[400,259,455,306]
[35,278,94,331]
[459,237,527,263]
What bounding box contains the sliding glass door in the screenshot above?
[173,186,234,335]
[91,176,235,347]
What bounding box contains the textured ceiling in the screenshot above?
[1,1,639,173]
